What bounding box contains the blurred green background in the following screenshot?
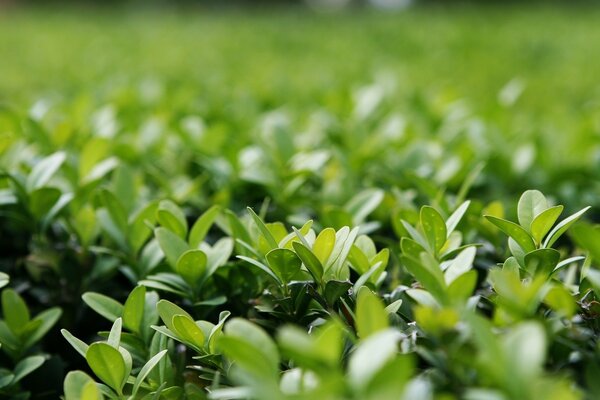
[1,2,600,216]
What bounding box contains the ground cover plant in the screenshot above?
[1,2,600,399]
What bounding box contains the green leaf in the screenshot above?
[324,280,352,307]
[543,206,591,248]
[401,254,447,304]
[400,237,427,260]
[175,249,207,285]
[156,200,188,239]
[26,151,66,191]
[247,207,278,250]
[524,248,560,277]
[313,228,336,265]
[517,190,548,232]
[237,255,282,284]
[172,315,205,350]
[107,318,122,348]
[86,342,127,394]
[219,318,279,380]
[61,329,89,358]
[420,206,447,253]
[64,371,102,400]
[348,329,402,390]
[292,241,323,283]
[266,248,302,284]
[82,292,124,322]
[530,205,563,245]
[155,227,190,269]
[122,286,145,334]
[22,306,61,349]
[345,188,384,225]
[189,205,221,248]
[570,223,600,263]
[99,189,128,238]
[129,201,159,254]
[12,355,45,383]
[156,300,193,333]
[131,350,168,397]
[446,200,471,236]
[447,270,477,302]
[1,289,30,333]
[0,272,8,289]
[29,187,61,219]
[355,287,388,339]
[484,215,536,253]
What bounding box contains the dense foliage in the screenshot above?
[1,4,600,400]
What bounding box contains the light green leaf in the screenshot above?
[420,206,447,253]
[348,329,402,390]
[131,350,168,397]
[484,215,536,253]
[313,228,336,265]
[156,300,193,333]
[172,315,205,350]
[26,151,66,192]
[1,289,30,333]
[247,207,278,250]
[446,200,471,236]
[155,227,190,269]
[82,292,124,323]
[355,287,388,339]
[189,205,221,248]
[517,190,548,232]
[530,205,563,245]
[122,286,145,334]
[61,329,89,358]
[156,200,188,239]
[12,355,45,383]
[543,206,591,248]
[175,249,207,285]
[64,370,103,400]
[86,343,127,394]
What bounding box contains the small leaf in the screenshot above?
[219,318,279,380]
[82,292,124,322]
[292,241,323,283]
[355,287,388,339]
[484,215,536,253]
[348,329,402,390]
[156,200,188,239]
[26,151,66,191]
[517,190,548,232]
[1,289,30,333]
[0,272,9,289]
[131,350,168,397]
[122,286,145,334]
[446,200,471,236]
[237,255,282,284]
[64,371,102,400]
[156,300,193,333]
[175,249,207,285]
[420,206,447,253]
[313,228,336,265]
[524,248,560,277]
[155,227,190,269]
[530,205,563,245]
[86,343,127,394]
[12,355,45,383]
[543,206,591,248]
[189,205,221,248]
[172,315,205,350]
[107,318,122,348]
[266,248,302,284]
[61,329,89,358]
[247,207,278,250]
